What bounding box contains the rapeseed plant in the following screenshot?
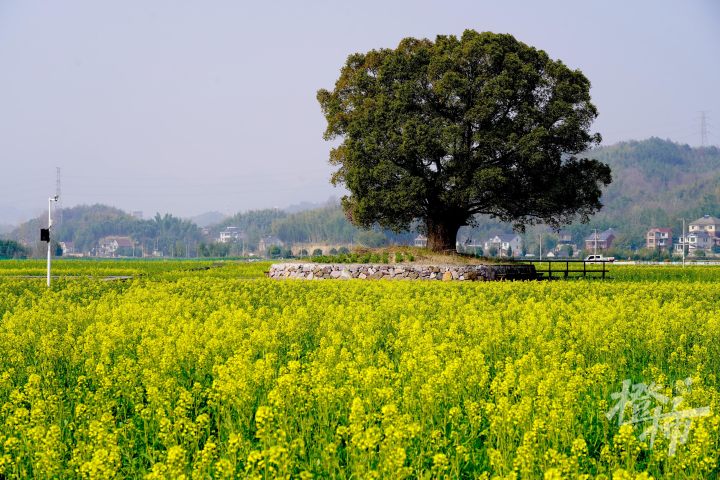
[0,263,718,477]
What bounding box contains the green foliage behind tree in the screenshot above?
[271,205,357,244]
[575,139,720,249]
[10,205,203,258]
[0,239,28,259]
[211,209,287,252]
[489,138,720,255]
[198,242,231,258]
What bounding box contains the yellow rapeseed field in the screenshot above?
[0,261,719,478]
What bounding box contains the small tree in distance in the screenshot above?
[318,30,612,252]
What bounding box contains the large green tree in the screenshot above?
[318,30,612,251]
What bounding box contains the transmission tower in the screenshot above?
[56,167,62,224]
[700,111,708,147]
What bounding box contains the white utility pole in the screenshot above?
[539,232,542,261]
[46,195,59,287]
[681,218,686,267]
[593,229,598,255]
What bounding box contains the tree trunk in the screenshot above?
[426,218,462,253]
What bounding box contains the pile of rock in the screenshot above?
[268,263,538,281]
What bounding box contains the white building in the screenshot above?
[258,236,283,253]
[675,215,720,255]
[414,234,427,248]
[98,236,134,257]
[484,234,523,257]
[675,231,716,255]
[219,226,243,243]
[688,215,720,235]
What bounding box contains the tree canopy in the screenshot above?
[318,30,612,251]
[0,239,28,259]
[9,205,204,257]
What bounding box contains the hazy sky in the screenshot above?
[1,0,718,223]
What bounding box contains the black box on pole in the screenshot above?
[40,228,50,242]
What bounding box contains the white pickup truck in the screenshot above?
[585,254,615,263]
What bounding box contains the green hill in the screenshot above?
[581,138,720,248]
[9,204,203,257]
[456,138,720,253]
[5,139,718,256]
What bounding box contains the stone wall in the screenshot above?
[268,263,538,281]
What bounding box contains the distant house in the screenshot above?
[258,236,283,253]
[646,228,672,251]
[484,234,523,257]
[688,215,720,235]
[457,235,484,254]
[553,230,577,256]
[59,241,75,255]
[414,234,427,248]
[219,226,244,243]
[675,215,720,256]
[557,230,573,245]
[463,237,484,248]
[98,236,134,257]
[675,231,717,255]
[584,228,615,252]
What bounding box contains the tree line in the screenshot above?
[4,135,719,259]
[9,205,203,257]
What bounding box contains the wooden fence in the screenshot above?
[518,259,613,279]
